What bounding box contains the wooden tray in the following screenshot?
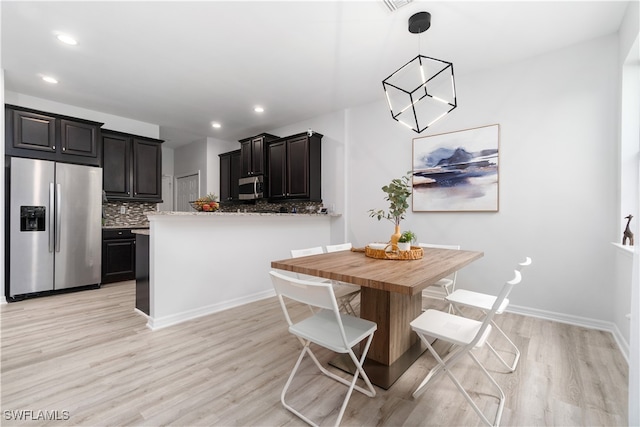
[357,245,424,260]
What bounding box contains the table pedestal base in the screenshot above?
[329,341,427,390]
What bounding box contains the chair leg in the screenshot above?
[413,335,505,427]
[281,344,320,427]
[449,305,521,373]
[281,336,376,427]
[486,319,521,372]
[468,351,506,426]
[412,334,469,398]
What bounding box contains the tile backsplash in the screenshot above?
[103,201,156,227]
[103,200,326,226]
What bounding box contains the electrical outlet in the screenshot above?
[120,206,126,214]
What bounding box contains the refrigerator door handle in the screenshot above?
[55,183,62,253]
[49,182,55,253]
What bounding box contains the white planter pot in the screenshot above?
[397,242,411,251]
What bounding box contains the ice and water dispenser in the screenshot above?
[20,206,46,232]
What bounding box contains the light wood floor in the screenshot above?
[1,281,628,426]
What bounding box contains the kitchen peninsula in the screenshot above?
[140,211,338,329]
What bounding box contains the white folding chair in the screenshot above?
[325,243,360,315]
[411,270,522,427]
[418,243,461,311]
[270,270,377,427]
[291,246,359,315]
[445,257,532,373]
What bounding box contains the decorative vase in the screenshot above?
[390,225,401,249]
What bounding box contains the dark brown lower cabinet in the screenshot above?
[135,233,149,315]
[102,229,136,284]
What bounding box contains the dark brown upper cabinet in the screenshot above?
[267,132,322,201]
[5,105,103,166]
[102,129,163,202]
[219,149,241,202]
[239,133,279,177]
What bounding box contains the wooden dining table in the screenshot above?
[271,246,484,389]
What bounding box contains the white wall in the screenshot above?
[148,214,333,329]
[174,136,237,200]
[616,1,640,423]
[162,147,175,177]
[269,33,621,328]
[174,139,207,198]
[347,35,619,324]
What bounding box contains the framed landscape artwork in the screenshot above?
[412,124,500,212]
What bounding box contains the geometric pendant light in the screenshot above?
[382,12,457,133]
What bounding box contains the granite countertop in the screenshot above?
[102,223,150,229]
[145,211,339,217]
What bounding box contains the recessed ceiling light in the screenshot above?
[56,33,77,45]
[254,106,264,113]
[212,122,221,129]
[42,76,58,84]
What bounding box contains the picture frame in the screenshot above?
[412,124,500,212]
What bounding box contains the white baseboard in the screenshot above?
[508,304,630,363]
[146,289,276,330]
[142,292,631,364]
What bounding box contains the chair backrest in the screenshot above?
[291,246,324,258]
[418,243,461,251]
[517,257,532,271]
[290,246,328,283]
[270,270,350,346]
[469,270,522,348]
[418,243,462,283]
[326,243,352,253]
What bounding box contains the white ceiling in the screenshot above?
[1,1,630,148]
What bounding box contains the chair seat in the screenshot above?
[410,309,492,349]
[430,278,454,288]
[446,289,510,314]
[290,309,377,354]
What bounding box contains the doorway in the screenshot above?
[175,172,200,212]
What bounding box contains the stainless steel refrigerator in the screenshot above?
[7,157,102,298]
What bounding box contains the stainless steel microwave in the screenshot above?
[238,175,264,200]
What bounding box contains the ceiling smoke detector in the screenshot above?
[382,0,412,12]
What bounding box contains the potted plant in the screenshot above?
[368,171,412,248]
[397,230,416,251]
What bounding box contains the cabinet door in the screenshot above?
[230,151,241,200]
[219,150,242,201]
[60,119,99,158]
[103,133,132,198]
[102,238,136,284]
[240,140,252,177]
[133,138,162,200]
[251,136,264,175]
[12,110,56,152]
[286,136,310,198]
[219,153,231,201]
[268,141,287,199]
